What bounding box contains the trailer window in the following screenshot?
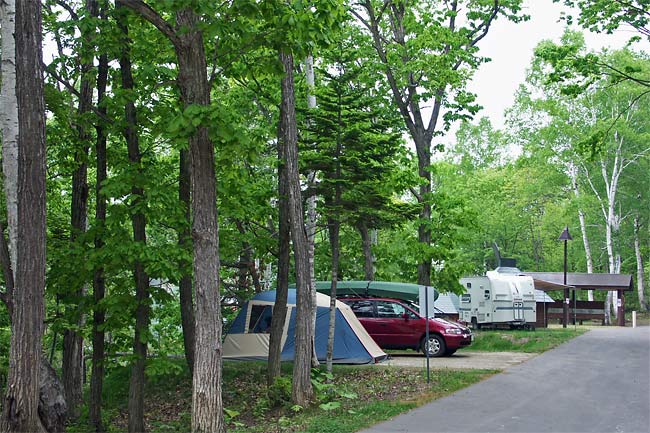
[461,294,471,303]
[484,289,491,300]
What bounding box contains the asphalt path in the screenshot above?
[359,326,650,433]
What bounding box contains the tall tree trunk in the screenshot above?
[634,216,648,311]
[416,146,432,286]
[634,216,647,311]
[570,166,594,300]
[326,91,343,374]
[178,148,195,374]
[63,0,98,416]
[116,6,151,433]
[175,10,224,433]
[1,0,47,430]
[280,49,313,406]
[0,0,18,274]
[325,217,340,374]
[101,2,225,431]
[304,54,320,368]
[267,130,291,387]
[357,222,375,281]
[89,46,109,432]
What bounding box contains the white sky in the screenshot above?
[467,0,645,130]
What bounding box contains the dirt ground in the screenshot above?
[382,350,537,370]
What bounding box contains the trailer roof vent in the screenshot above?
[495,266,521,274]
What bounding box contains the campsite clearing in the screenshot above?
[384,350,536,370]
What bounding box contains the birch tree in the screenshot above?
[1,0,18,272]
[525,38,650,320]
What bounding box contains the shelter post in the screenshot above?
[558,227,572,328]
[617,290,625,327]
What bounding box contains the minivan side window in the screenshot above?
[376,300,405,318]
[348,300,374,318]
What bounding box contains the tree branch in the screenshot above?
[118,0,180,48]
[54,0,79,21]
[44,63,114,124]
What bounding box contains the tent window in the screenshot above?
[248,305,273,333]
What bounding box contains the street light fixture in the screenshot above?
[558,226,572,328]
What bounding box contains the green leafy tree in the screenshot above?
[299,24,414,370]
[351,0,527,286]
[556,0,650,39]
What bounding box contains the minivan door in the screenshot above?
[374,300,420,348]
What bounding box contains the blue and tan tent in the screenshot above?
[223,289,387,364]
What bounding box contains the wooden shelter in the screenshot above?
[523,272,634,326]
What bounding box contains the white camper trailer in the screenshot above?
[459,268,536,330]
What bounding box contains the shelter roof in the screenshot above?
[534,289,555,303]
[433,293,459,314]
[522,272,633,292]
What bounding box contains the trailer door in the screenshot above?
[513,301,524,321]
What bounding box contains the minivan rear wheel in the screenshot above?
[421,334,446,357]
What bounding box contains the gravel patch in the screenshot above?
[381,351,537,370]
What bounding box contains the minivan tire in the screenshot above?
[421,334,446,357]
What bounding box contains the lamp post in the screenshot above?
[558,226,572,328]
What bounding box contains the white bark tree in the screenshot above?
[304,54,320,368]
[569,164,595,301]
[1,0,18,273]
[633,216,647,310]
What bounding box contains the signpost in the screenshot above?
[558,227,572,328]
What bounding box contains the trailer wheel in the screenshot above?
[421,334,446,357]
[471,317,481,330]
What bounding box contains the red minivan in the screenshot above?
[340,297,472,357]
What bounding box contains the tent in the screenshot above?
[314,280,438,303]
[223,289,387,364]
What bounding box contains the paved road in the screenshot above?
[359,326,650,433]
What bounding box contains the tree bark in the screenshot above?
[634,216,647,311]
[118,2,224,430]
[267,130,291,387]
[115,6,151,432]
[174,9,224,433]
[570,166,594,300]
[178,148,195,374]
[63,0,98,417]
[1,0,47,430]
[325,217,340,374]
[89,44,109,432]
[304,54,320,368]
[357,222,375,281]
[279,49,313,406]
[0,0,18,274]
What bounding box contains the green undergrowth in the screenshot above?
[68,359,495,433]
[469,327,587,353]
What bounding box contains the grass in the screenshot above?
[469,327,587,353]
[68,361,496,433]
